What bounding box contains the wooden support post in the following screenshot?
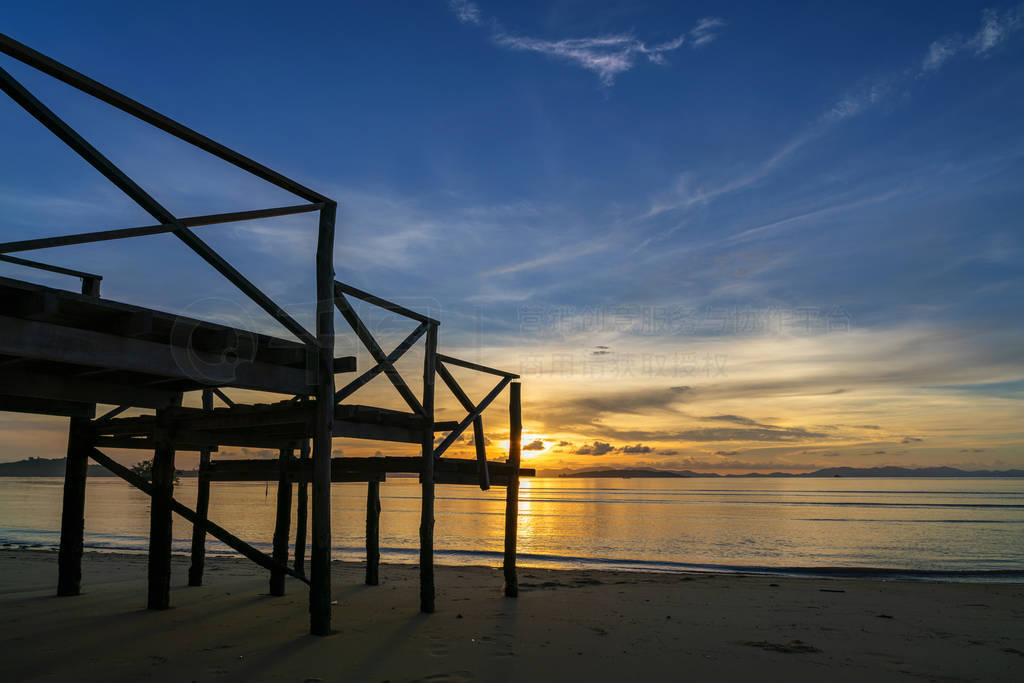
[270,447,294,596]
[57,416,91,596]
[503,382,522,598]
[80,276,101,297]
[188,389,213,587]
[310,202,337,636]
[473,416,490,491]
[148,409,176,609]
[365,480,381,585]
[294,439,309,576]
[419,323,438,613]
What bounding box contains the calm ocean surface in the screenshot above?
[2,477,1023,581]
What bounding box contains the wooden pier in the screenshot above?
[0,33,532,635]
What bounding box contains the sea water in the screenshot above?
[1,476,1022,581]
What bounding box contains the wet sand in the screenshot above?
[1,549,1022,681]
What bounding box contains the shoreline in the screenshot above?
[6,544,1024,585]
[2,549,1023,681]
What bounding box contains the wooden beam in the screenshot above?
[435,363,489,489]
[310,203,336,636]
[0,395,95,418]
[335,321,428,402]
[0,65,317,347]
[504,382,522,598]
[0,316,310,395]
[473,416,490,491]
[188,389,213,587]
[270,447,294,596]
[148,410,175,610]
[435,361,475,412]
[0,33,330,204]
[57,416,91,596]
[294,439,309,577]
[212,387,235,407]
[0,253,102,284]
[89,448,307,581]
[432,377,512,458]
[334,292,424,416]
[365,480,381,586]
[0,204,322,254]
[88,447,307,582]
[334,280,438,325]
[437,354,519,379]
[0,369,179,410]
[95,405,129,422]
[420,323,437,613]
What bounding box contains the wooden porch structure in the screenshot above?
[0,34,532,635]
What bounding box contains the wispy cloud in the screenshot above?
[447,4,723,85]
[448,0,482,26]
[645,4,1024,222]
[690,17,726,46]
[922,4,1024,72]
[492,32,687,86]
[481,237,610,276]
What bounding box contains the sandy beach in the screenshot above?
[0,550,1021,681]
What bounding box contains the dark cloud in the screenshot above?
[523,439,545,451]
[466,434,493,447]
[705,414,764,427]
[854,425,881,430]
[573,441,615,455]
[960,448,985,453]
[620,444,653,454]
[902,436,924,444]
[672,426,827,442]
[715,450,739,456]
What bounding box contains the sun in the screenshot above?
[499,431,552,459]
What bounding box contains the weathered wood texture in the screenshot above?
[420,323,438,613]
[57,416,91,596]
[504,382,522,598]
[365,480,381,586]
[270,448,294,596]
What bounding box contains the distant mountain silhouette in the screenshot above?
[555,466,1024,479]
[559,468,688,478]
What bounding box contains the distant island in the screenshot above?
[0,457,197,478]
[557,466,1024,479]
[3,458,1023,479]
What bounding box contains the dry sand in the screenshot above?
[1,549,1022,682]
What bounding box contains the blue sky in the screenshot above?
[1,1,1023,471]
